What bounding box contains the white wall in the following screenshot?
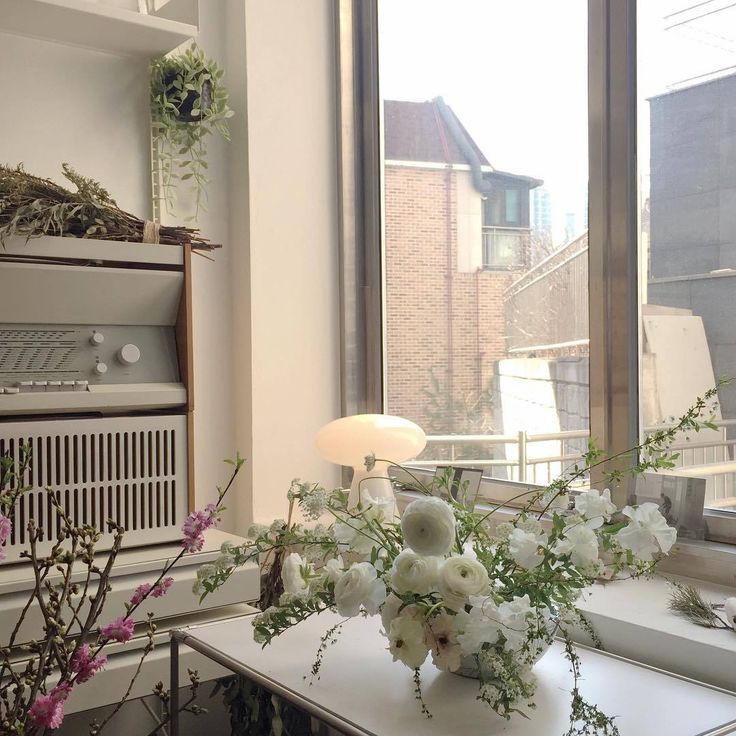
[235,0,342,523]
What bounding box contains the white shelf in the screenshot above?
[0,0,198,57]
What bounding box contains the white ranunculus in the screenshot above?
[452,595,503,654]
[401,497,456,557]
[574,489,617,529]
[387,613,429,669]
[282,553,308,595]
[615,503,676,561]
[438,554,490,611]
[552,524,600,569]
[390,549,440,596]
[334,561,387,617]
[724,597,736,631]
[508,527,546,569]
[425,613,463,672]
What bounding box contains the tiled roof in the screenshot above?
[384,99,492,167]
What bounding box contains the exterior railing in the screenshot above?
[414,420,736,503]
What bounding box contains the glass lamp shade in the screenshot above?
[314,414,427,506]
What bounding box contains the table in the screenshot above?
[170,611,736,736]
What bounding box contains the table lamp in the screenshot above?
[315,414,427,507]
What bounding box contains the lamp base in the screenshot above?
[349,461,393,508]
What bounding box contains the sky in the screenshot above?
[378,0,736,244]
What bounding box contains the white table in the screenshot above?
[170,611,736,736]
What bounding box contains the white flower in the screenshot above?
[508,527,546,569]
[552,524,599,569]
[387,613,429,669]
[425,613,463,671]
[574,489,617,529]
[380,593,421,631]
[389,549,439,596]
[246,523,269,539]
[453,595,503,654]
[401,497,456,557]
[361,488,396,522]
[322,556,345,584]
[437,554,490,611]
[497,594,534,649]
[334,561,387,617]
[724,598,736,631]
[282,552,308,595]
[333,490,394,555]
[615,503,676,561]
[300,486,330,520]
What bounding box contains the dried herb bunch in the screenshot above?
[0,163,216,249]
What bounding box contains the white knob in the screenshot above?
[118,344,141,365]
[90,332,105,346]
[94,362,108,375]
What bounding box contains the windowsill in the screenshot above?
[395,489,736,690]
[574,574,736,692]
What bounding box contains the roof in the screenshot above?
[384,99,491,167]
[384,98,542,189]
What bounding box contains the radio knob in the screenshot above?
[94,362,108,375]
[118,344,141,365]
[90,332,105,346]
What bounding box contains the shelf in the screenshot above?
[0,0,198,57]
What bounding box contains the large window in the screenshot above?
[336,0,736,545]
[379,0,589,487]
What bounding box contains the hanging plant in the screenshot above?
[150,44,233,220]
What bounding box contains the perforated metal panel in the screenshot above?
[0,415,188,561]
[0,329,79,373]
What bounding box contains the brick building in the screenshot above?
[383,98,541,435]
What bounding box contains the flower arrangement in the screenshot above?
[198,387,723,734]
[0,446,244,735]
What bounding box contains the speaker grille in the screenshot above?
[0,415,188,560]
[0,329,78,374]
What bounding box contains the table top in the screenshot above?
[174,611,736,736]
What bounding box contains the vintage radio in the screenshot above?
[0,237,194,561]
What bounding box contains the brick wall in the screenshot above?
[384,165,516,434]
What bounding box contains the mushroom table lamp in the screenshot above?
[315,414,427,507]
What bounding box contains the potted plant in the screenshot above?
[150,44,233,220]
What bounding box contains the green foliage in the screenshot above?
[150,44,234,220]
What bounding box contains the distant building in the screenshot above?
[531,187,552,237]
[383,97,541,434]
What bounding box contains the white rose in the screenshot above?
[508,527,546,569]
[438,554,490,611]
[387,613,429,669]
[574,489,617,529]
[724,597,736,631]
[282,552,308,595]
[401,497,456,557]
[552,524,600,569]
[615,503,677,561]
[334,561,387,617]
[389,549,439,595]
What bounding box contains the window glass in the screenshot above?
[638,1,736,522]
[379,0,589,486]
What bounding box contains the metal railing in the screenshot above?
[415,420,736,503]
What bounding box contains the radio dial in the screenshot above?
[94,362,108,375]
[118,344,141,366]
[90,332,105,346]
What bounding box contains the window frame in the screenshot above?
[334,0,736,550]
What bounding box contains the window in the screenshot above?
[336,0,736,545]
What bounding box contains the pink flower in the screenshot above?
[181,504,220,553]
[100,616,135,643]
[29,683,71,730]
[0,514,12,563]
[152,576,174,598]
[70,644,107,683]
[130,583,152,606]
